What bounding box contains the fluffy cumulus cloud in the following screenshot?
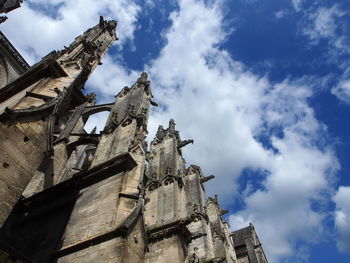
[333,186,350,253]
[147,0,270,194]
[2,0,141,64]
[141,0,339,262]
[87,54,140,100]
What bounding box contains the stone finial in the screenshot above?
[99,16,104,27]
[165,167,172,175]
[157,125,164,134]
[54,87,62,95]
[193,204,198,213]
[155,125,165,140]
[107,20,117,29]
[141,72,148,80]
[85,92,96,103]
[169,119,176,131]
[189,247,200,263]
[204,205,208,214]
[137,72,148,84]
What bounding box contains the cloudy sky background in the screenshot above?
[2,0,350,262]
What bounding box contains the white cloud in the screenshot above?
[141,0,339,262]
[2,0,141,64]
[332,80,350,104]
[86,54,140,100]
[274,10,287,19]
[291,0,303,12]
[333,186,350,253]
[300,4,350,104]
[302,5,345,44]
[146,0,270,195]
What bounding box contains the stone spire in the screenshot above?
[0,17,117,227]
[149,119,193,181]
[57,16,117,79]
[92,72,155,166]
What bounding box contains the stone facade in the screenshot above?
[0,31,29,88]
[0,18,268,263]
[231,224,268,263]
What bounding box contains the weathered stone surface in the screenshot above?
[0,18,117,228]
[145,235,187,263]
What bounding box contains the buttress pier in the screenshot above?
[0,18,268,263]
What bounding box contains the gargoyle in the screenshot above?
[178,139,194,148]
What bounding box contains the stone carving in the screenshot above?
[187,248,200,263]
[137,72,151,93]
[119,195,145,233]
[163,176,174,186]
[169,118,176,132]
[85,92,96,104]
[185,164,203,176]
[200,174,215,183]
[117,86,131,98]
[178,139,194,149]
[212,228,225,241]
[188,203,209,223]
[121,117,132,127]
[165,167,172,176]
[103,72,152,134]
[147,175,161,191]
[152,120,187,147]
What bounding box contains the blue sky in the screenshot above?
[2,0,350,262]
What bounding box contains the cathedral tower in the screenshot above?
[0,17,121,262]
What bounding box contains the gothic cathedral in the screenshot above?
[0,18,268,263]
